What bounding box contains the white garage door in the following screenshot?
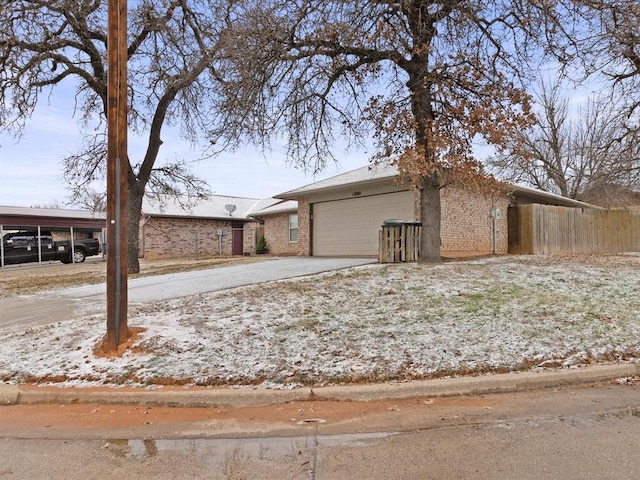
[312,191,414,256]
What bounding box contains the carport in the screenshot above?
[0,206,106,268]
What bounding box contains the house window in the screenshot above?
[289,214,298,242]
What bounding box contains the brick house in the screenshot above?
[139,195,278,259]
[1,164,600,262]
[249,200,304,256]
[267,163,597,257]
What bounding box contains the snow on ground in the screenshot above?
[1,255,640,389]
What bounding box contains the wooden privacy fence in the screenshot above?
[379,221,422,263]
[509,204,640,255]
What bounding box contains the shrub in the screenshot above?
[256,235,268,254]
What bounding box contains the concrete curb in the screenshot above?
[3,363,639,408]
[0,384,20,406]
[313,364,640,402]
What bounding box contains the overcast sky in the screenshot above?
[0,90,371,209]
[0,62,596,210]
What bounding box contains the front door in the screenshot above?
[231,223,243,256]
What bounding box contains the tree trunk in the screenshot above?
[127,174,144,274]
[403,8,441,263]
[419,175,442,263]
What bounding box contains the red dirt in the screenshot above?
[0,393,505,434]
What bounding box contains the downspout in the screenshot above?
[490,204,501,254]
[217,227,223,255]
[0,224,4,268]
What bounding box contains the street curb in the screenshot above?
[5,364,640,407]
[4,363,639,408]
[313,364,640,402]
[15,385,312,408]
[0,384,20,406]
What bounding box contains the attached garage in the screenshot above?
[275,163,603,259]
[312,191,414,256]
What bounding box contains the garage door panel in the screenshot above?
[313,192,414,256]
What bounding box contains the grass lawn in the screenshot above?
[1,254,639,388]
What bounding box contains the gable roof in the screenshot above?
[276,162,601,210]
[250,200,298,216]
[141,195,283,220]
[277,163,398,198]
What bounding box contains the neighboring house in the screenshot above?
[579,184,640,210]
[271,164,598,257]
[139,195,279,259]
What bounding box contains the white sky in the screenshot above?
[0,90,372,208]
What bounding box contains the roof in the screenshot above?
[277,163,398,199]
[509,184,603,209]
[141,195,283,220]
[276,163,601,210]
[0,195,289,227]
[250,200,298,216]
[0,205,106,230]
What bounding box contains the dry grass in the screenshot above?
[3,253,640,387]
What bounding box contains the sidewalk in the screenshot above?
[2,363,637,407]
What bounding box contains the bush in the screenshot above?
[256,235,268,254]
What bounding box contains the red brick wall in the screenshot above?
[298,200,311,255]
[243,221,261,255]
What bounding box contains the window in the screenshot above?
[289,214,298,242]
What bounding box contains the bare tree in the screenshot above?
[551,0,640,131]
[69,187,107,213]
[0,0,272,272]
[234,0,570,262]
[30,202,63,209]
[489,78,640,201]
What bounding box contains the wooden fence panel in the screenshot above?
[509,204,640,255]
[379,224,422,263]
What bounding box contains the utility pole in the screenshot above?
[105,0,128,350]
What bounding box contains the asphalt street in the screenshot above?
[1,382,640,479]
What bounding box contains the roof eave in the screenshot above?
[510,185,603,210]
[276,176,399,200]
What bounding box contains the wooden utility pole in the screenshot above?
[105,0,128,350]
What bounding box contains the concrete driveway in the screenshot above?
[0,257,376,332]
[60,256,376,303]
